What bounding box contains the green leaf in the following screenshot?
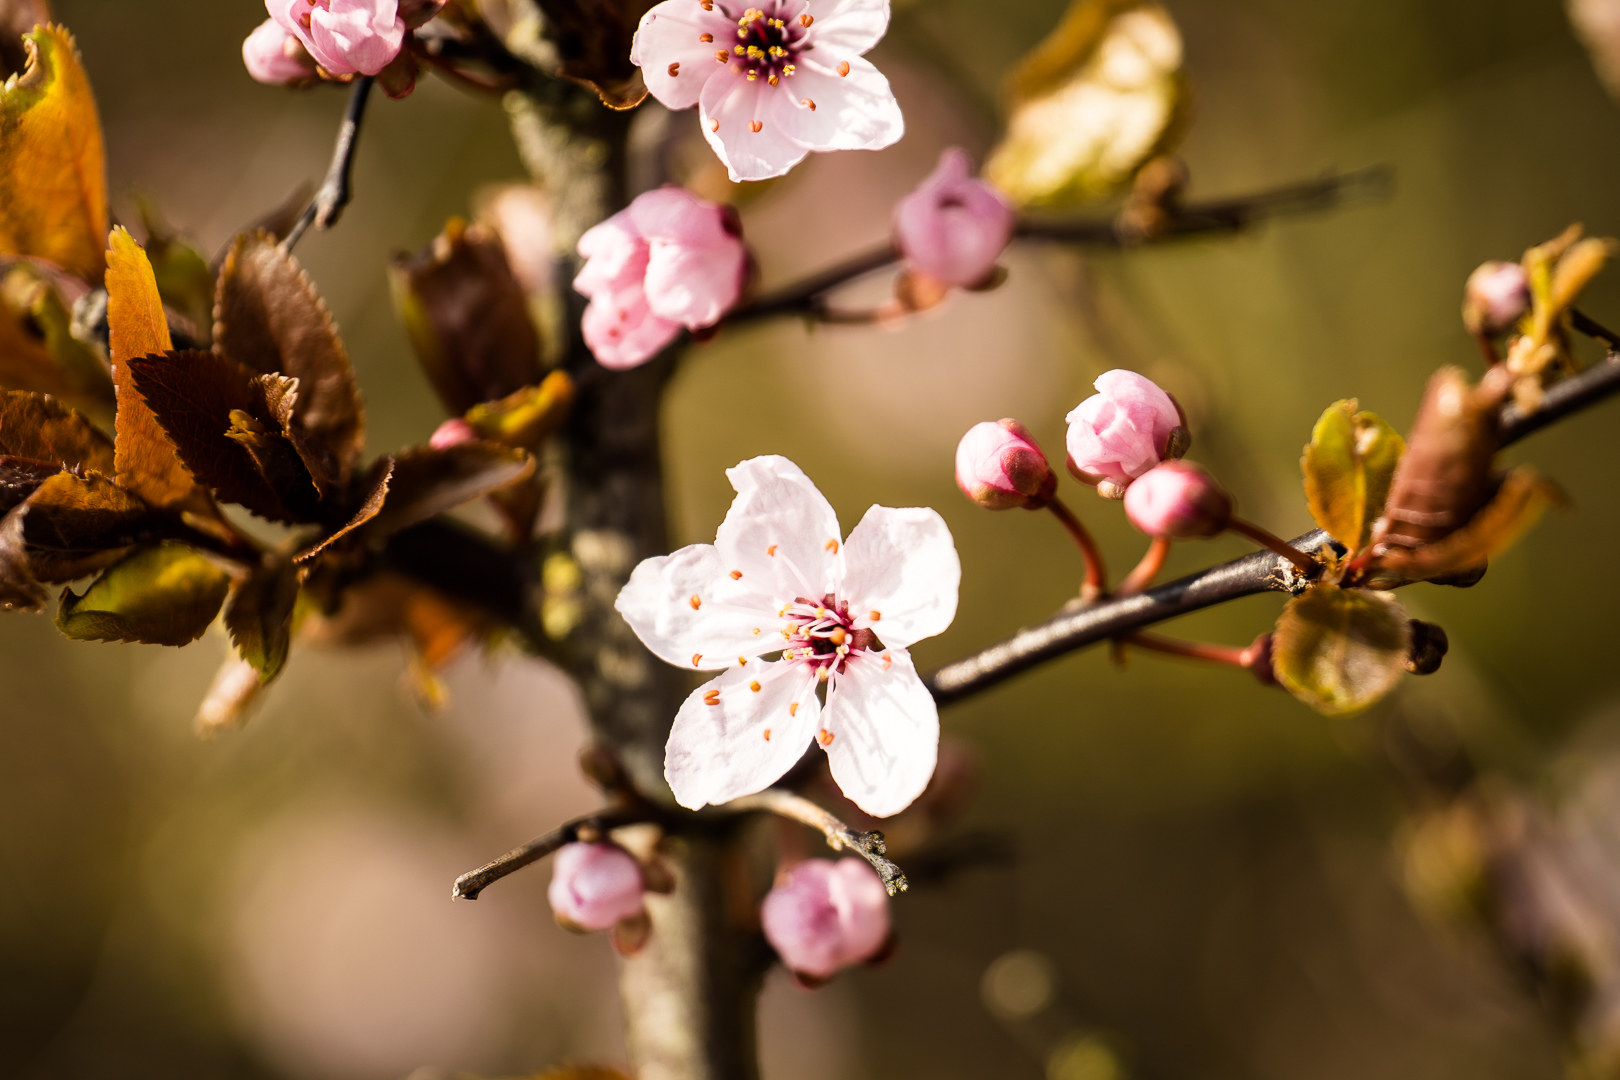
[1273,584,1411,716]
[21,469,152,582]
[225,560,298,680]
[0,387,113,471]
[464,370,574,449]
[388,217,544,417]
[214,232,365,487]
[983,0,1185,207]
[1301,399,1405,555]
[55,543,230,646]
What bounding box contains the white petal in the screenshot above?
[840,504,959,650]
[665,660,823,809]
[766,55,902,152]
[700,74,812,182]
[821,649,938,817]
[615,542,787,670]
[803,0,889,55]
[631,0,736,111]
[714,456,843,605]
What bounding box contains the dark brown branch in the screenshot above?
[452,804,651,900]
[282,76,374,252]
[721,167,1390,327]
[729,789,909,896]
[928,352,1620,706]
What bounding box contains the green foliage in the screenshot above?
[1272,584,1411,716]
[1300,399,1404,556]
[55,543,230,646]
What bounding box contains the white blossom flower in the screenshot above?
[615,456,959,817]
[629,0,904,183]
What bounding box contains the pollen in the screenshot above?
[734,44,745,52]
[789,703,799,716]
[800,13,813,26]
[730,570,743,580]
[763,728,772,740]
[753,627,762,635]
[746,71,758,80]
[837,60,850,76]
[690,594,702,609]
[715,50,730,62]
[704,690,721,705]
[692,653,703,666]
[749,680,762,692]
[825,539,839,553]
[818,728,835,746]
[768,74,778,85]
[767,544,778,556]
[700,0,713,9]
[668,62,680,76]
[869,610,881,620]
[783,63,795,75]
[801,98,816,110]
[700,32,713,41]
[829,627,847,646]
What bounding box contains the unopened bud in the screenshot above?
[195,654,266,736]
[1066,370,1187,492]
[761,858,890,981]
[429,417,479,450]
[1405,619,1449,675]
[954,419,1056,510]
[1463,260,1530,338]
[1122,461,1232,539]
[894,148,1016,288]
[548,842,646,932]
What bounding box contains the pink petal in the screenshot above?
[839,505,959,651]
[579,284,682,369]
[549,843,645,930]
[700,74,812,182]
[308,0,405,75]
[761,858,890,979]
[242,19,314,85]
[894,148,1015,287]
[804,0,891,55]
[822,648,938,817]
[631,0,737,111]
[713,455,844,603]
[574,211,649,298]
[664,660,822,810]
[763,55,902,152]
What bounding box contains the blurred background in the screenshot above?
[4,0,1620,1076]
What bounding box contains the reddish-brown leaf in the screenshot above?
[0,454,61,514]
[213,232,365,483]
[362,443,534,539]
[0,388,112,471]
[296,455,393,562]
[21,468,153,582]
[0,502,45,611]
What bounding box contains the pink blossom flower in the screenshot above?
[243,19,318,85]
[548,842,646,931]
[429,417,477,450]
[1464,260,1530,337]
[1064,369,1186,492]
[762,858,890,979]
[615,456,960,817]
[630,0,904,183]
[1122,460,1232,539]
[894,148,1015,288]
[268,0,406,77]
[574,186,748,370]
[954,419,1054,510]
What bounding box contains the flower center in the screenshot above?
[727,4,808,86]
[778,594,880,677]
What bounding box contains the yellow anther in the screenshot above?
[690,594,702,609]
[800,98,816,110]
[768,74,778,85]
[749,118,762,129]
[799,13,813,26]
[829,627,847,646]
[746,70,758,80]
[789,703,799,717]
[715,49,730,61]
[730,569,743,580]
[749,680,762,692]
[700,31,713,41]
[837,60,850,76]
[783,63,795,75]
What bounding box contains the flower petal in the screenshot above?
[803,0,889,55]
[840,504,958,649]
[700,73,811,182]
[574,212,648,298]
[665,660,822,809]
[822,649,938,817]
[631,0,737,111]
[579,284,682,370]
[765,55,902,152]
[615,541,786,669]
[714,456,843,604]
[631,187,747,327]
[308,0,405,75]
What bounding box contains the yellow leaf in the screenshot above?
[55,542,230,646]
[0,25,108,281]
[1273,584,1411,716]
[1300,399,1405,555]
[105,226,196,505]
[984,1,1185,207]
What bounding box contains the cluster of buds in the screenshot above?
[244,0,446,97]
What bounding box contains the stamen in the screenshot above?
[768,74,778,85]
[783,63,795,75]
[829,627,846,645]
[825,539,839,553]
[668,62,681,76]
[837,60,850,76]
[818,728,834,745]
[882,653,893,670]
[690,595,702,609]
[801,13,814,25]
[818,667,830,682]
[790,703,799,716]
[704,690,721,705]
[700,32,713,41]
[711,118,720,132]
[738,656,748,665]
[692,653,703,666]
[753,628,762,635]
[746,71,758,80]
[767,544,778,556]
[763,728,772,740]
[730,570,743,580]
[749,680,762,692]
[734,44,745,52]
[869,610,881,620]
[700,0,713,9]
[800,98,816,110]
[715,50,730,61]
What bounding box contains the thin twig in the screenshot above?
[1125,631,1249,669]
[1046,497,1107,601]
[1571,309,1620,350]
[1117,535,1171,596]
[1227,516,1318,575]
[452,805,651,900]
[282,77,374,252]
[720,167,1389,327]
[927,351,1620,706]
[729,789,909,896]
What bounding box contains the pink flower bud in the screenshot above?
[1463,260,1530,337]
[954,419,1055,510]
[1122,461,1232,539]
[761,858,890,981]
[894,148,1016,288]
[429,417,478,450]
[548,842,646,932]
[1065,370,1187,492]
[242,19,316,85]
[269,0,407,77]
[574,186,748,370]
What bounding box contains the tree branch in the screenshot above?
[927,352,1620,705]
[452,805,652,900]
[282,76,374,252]
[721,167,1390,327]
[729,789,909,896]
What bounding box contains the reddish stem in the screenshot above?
[1116,535,1171,596]
[1125,631,1249,669]
[1227,516,1317,576]
[1046,497,1108,602]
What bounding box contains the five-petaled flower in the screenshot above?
[630,0,904,182]
[615,456,959,817]
[575,185,749,370]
